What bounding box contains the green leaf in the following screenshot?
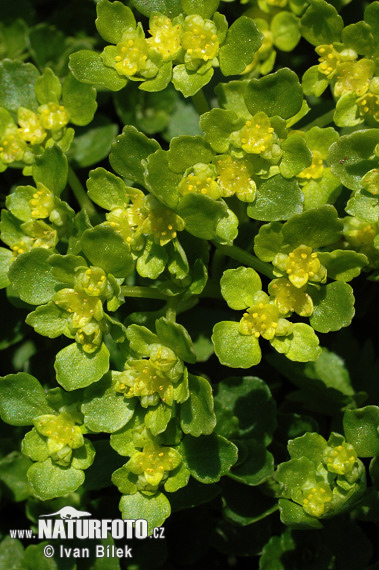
[317,250,368,281]
[219,17,262,76]
[181,0,219,18]
[69,50,127,91]
[244,68,303,120]
[287,432,327,462]
[168,136,214,174]
[0,537,24,569]
[281,205,343,248]
[0,372,53,426]
[144,149,181,209]
[346,190,379,223]
[228,441,274,487]
[212,321,262,368]
[0,60,39,116]
[309,281,355,333]
[181,433,238,483]
[254,221,284,262]
[344,406,379,457]
[214,376,276,444]
[280,135,312,178]
[177,193,228,240]
[247,175,304,221]
[271,11,301,52]
[27,459,85,500]
[0,247,12,289]
[54,342,110,390]
[328,130,379,192]
[49,253,86,284]
[9,248,61,305]
[278,498,323,529]
[82,372,135,433]
[71,439,96,471]
[126,324,160,356]
[172,65,214,98]
[62,72,97,127]
[220,267,262,310]
[300,0,343,46]
[365,1,379,44]
[25,302,69,338]
[200,108,242,153]
[139,61,173,93]
[145,403,172,435]
[87,167,130,210]
[110,125,160,186]
[270,323,321,362]
[302,65,329,97]
[22,429,49,462]
[334,93,360,128]
[130,0,182,18]
[96,0,136,44]
[137,238,167,279]
[155,317,196,363]
[119,491,171,535]
[80,226,134,278]
[301,168,342,211]
[34,67,61,105]
[69,115,119,169]
[32,145,68,195]
[342,22,375,56]
[180,374,216,436]
[221,478,278,525]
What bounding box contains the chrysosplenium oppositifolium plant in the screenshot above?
[0,0,379,567]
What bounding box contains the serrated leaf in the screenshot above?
[177,193,228,240]
[25,302,69,338]
[172,65,214,98]
[281,205,343,248]
[168,136,214,174]
[317,250,368,281]
[144,149,181,209]
[219,17,262,76]
[54,342,110,390]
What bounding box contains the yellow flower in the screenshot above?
[179,164,222,201]
[126,442,181,489]
[29,183,55,219]
[75,321,103,353]
[76,267,108,297]
[141,204,185,246]
[53,288,104,328]
[268,277,313,316]
[301,482,333,517]
[239,293,292,340]
[181,15,219,69]
[0,132,27,163]
[357,92,379,123]
[316,44,342,77]
[333,59,375,98]
[274,245,327,288]
[34,412,84,466]
[116,360,174,407]
[147,14,182,61]
[115,32,150,77]
[18,107,46,145]
[235,112,275,155]
[297,150,324,181]
[324,442,358,476]
[216,155,256,201]
[38,102,70,132]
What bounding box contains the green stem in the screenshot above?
[165,298,177,322]
[192,88,210,116]
[121,286,168,300]
[68,165,100,224]
[213,242,275,280]
[302,109,334,131]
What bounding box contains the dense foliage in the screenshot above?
[0,0,378,568]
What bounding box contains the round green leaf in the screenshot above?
[172,64,214,98]
[144,149,181,209]
[270,323,321,362]
[309,282,355,333]
[168,136,214,174]
[219,17,263,76]
[317,250,368,281]
[54,342,110,390]
[96,0,136,44]
[62,73,97,127]
[80,226,134,278]
[271,12,301,52]
[281,205,343,248]
[0,372,53,426]
[344,406,379,457]
[69,50,127,91]
[32,145,68,195]
[212,321,262,368]
[247,175,304,221]
[300,0,343,46]
[9,248,61,305]
[130,0,182,18]
[280,135,312,179]
[87,167,130,210]
[180,374,216,437]
[27,459,85,500]
[181,433,238,483]
[220,267,262,310]
[0,60,39,116]
[119,491,171,535]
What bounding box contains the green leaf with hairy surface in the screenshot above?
[220,267,262,310]
[317,250,368,281]
[301,169,342,211]
[145,403,172,435]
[144,149,181,209]
[9,249,61,305]
[25,302,69,338]
[87,168,131,210]
[280,135,312,179]
[309,282,355,333]
[180,374,216,436]
[126,324,160,356]
[164,461,190,493]
[177,193,227,240]
[62,73,97,127]
[69,50,127,91]
[181,433,238,483]
[172,65,214,98]
[212,321,262,368]
[214,376,276,444]
[247,175,304,222]
[27,459,85,500]
[0,373,53,426]
[81,226,133,278]
[0,60,39,116]
[215,207,239,244]
[167,136,214,174]
[219,17,262,77]
[48,253,86,285]
[96,0,136,44]
[344,406,379,457]
[328,130,379,192]
[155,317,196,363]
[244,69,303,120]
[271,323,321,362]
[32,145,68,195]
[300,0,343,46]
[119,491,171,535]
[82,372,135,433]
[334,93,361,128]
[200,108,242,153]
[281,205,343,248]
[34,67,61,105]
[71,439,96,471]
[22,429,49,462]
[215,80,250,118]
[110,125,161,186]
[346,190,379,223]
[54,342,110,390]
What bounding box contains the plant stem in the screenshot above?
[302,109,334,131]
[68,165,100,224]
[121,286,168,300]
[213,242,276,280]
[192,88,210,116]
[165,298,177,322]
